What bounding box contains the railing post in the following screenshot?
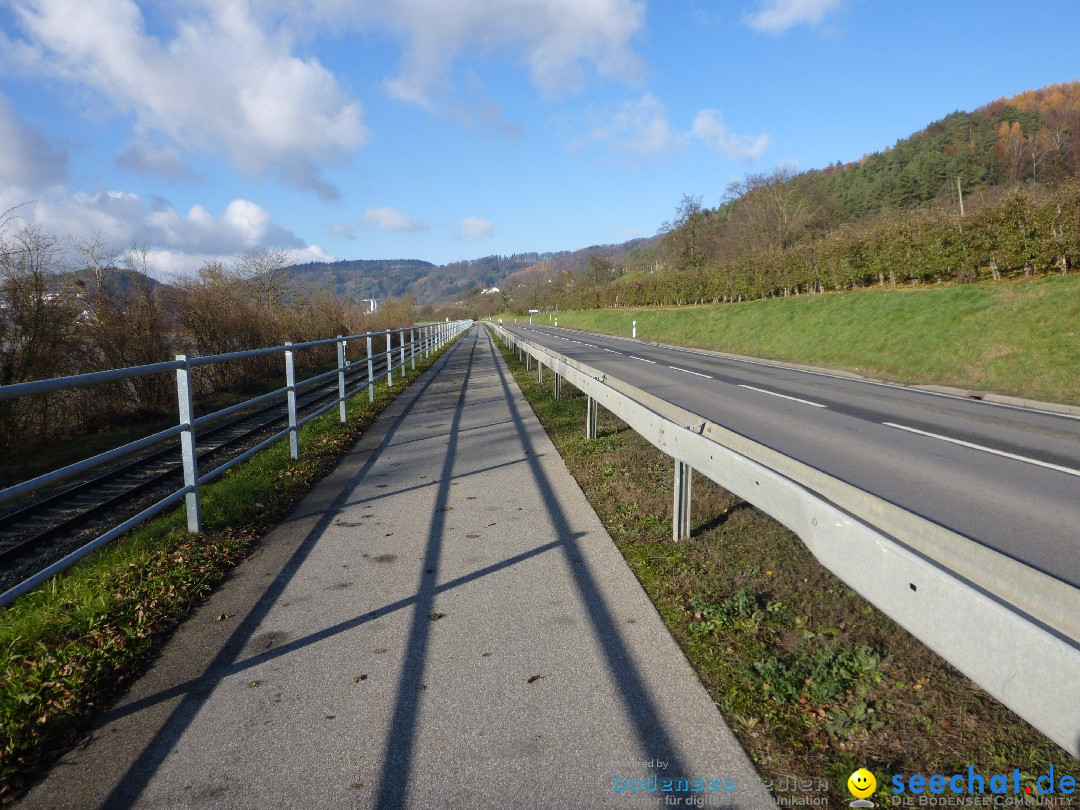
[386,332,394,387]
[673,461,692,541]
[411,328,417,370]
[586,396,598,440]
[175,355,202,533]
[337,336,347,423]
[285,342,299,460]
[399,329,406,375]
[366,334,375,403]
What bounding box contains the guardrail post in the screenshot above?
[175,355,202,533]
[285,342,299,460]
[554,373,562,400]
[399,329,407,374]
[526,353,532,371]
[366,334,375,403]
[337,336,347,423]
[673,461,692,541]
[537,360,543,383]
[386,333,394,387]
[586,396,598,439]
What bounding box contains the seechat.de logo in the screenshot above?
[849,768,878,807]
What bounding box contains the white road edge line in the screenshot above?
[668,366,713,379]
[883,422,1080,478]
[738,384,826,408]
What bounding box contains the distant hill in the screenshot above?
[285,238,656,304]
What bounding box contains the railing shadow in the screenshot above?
[99,335,470,808]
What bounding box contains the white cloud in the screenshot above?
[692,110,771,162]
[592,93,684,156]
[743,0,844,33]
[0,92,67,187]
[584,96,769,165]
[281,0,647,107]
[8,0,368,198]
[329,222,357,239]
[115,138,197,182]
[145,199,305,255]
[145,243,333,279]
[362,206,428,232]
[0,187,324,278]
[459,216,495,238]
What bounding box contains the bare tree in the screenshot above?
[235,247,295,313]
[0,225,82,448]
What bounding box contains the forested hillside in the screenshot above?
[499,81,1080,314]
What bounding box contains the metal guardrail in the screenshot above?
[0,320,472,608]
[492,323,1080,758]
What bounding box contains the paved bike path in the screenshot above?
[21,325,772,809]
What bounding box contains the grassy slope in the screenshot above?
[538,275,1080,405]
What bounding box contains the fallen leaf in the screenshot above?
[429,612,446,621]
[482,652,492,657]
[374,648,388,654]
[527,675,545,684]
[213,613,231,622]
[354,674,368,683]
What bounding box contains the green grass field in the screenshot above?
[525,275,1080,405]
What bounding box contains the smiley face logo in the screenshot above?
[847,768,877,799]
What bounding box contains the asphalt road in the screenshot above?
[503,323,1080,590]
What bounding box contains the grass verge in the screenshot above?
[493,331,1077,805]
[0,348,448,802]
[534,274,1080,405]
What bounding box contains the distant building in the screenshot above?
[480,287,501,295]
[361,298,378,313]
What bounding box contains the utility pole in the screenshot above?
[956,177,965,218]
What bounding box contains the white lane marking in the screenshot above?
[629,355,657,364]
[738,384,826,408]
[668,366,713,379]
[602,348,621,354]
[882,422,1080,478]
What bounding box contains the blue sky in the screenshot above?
[1,0,1078,279]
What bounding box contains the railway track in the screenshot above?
[0,356,390,594]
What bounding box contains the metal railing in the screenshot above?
[0,320,472,607]
[492,322,1080,758]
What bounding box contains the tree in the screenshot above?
[236,246,295,313]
